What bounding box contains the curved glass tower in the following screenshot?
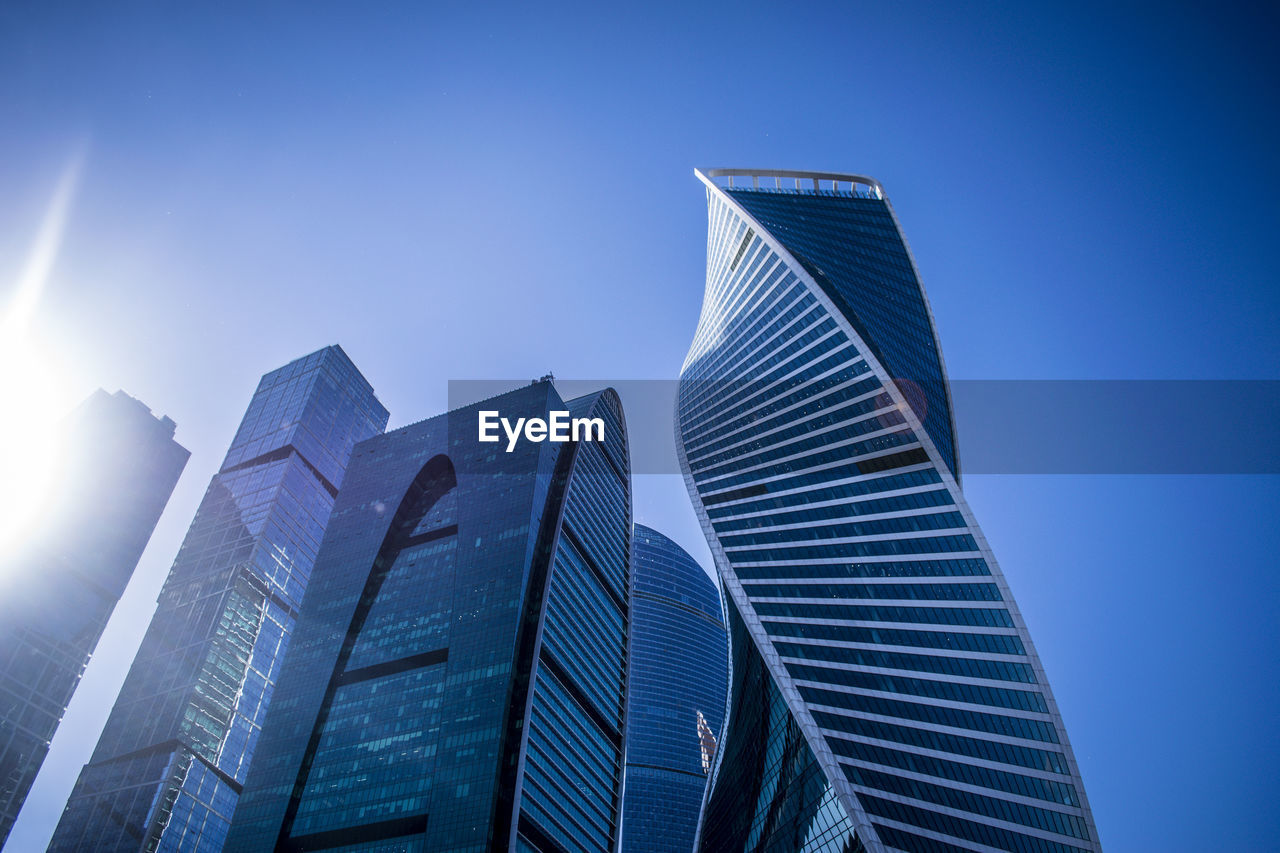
[225,381,632,853]
[622,524,727,853]
[677,169,1099,853]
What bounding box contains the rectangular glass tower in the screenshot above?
[47,346,387,853]
[0,390,189,847]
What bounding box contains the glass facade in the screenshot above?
[721,188,959,481]
[698,601,864,853]
[47,346,387,853]
[621,524,727,853]
[0,390,189,847]
[678,170,1099,853]
[223,381,632,853]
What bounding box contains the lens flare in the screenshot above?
[0,151,85,560]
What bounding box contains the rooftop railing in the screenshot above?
[699,167,884,199]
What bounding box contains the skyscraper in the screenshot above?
[0,390,189,847]
[48,346,388,852]
[677,169,1099,853]
[225,381,632,853]
[622,524,727,853]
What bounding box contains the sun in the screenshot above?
[0,338,71,561]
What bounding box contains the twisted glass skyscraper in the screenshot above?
[0,390,188,847]
[622,524,727,853]
[49,346,387,852]
[677,169,1099,853]
[225,381,632,853]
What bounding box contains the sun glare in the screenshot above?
[0,341,69,560]
[0,151,85,562]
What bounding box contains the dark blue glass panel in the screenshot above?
[224,383,633,853]
[725,189,958,479]
[621,525,728,853]
[697,601,865,853]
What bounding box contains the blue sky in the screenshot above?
[2,1,1277,849]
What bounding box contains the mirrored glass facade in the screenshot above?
[0,390,189,847]
[621,525,727,853]
[224,381,632,853]
[678,170,1099,853]
[698,600,864,853]
[48,346,387,853]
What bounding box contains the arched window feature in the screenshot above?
[281,455,458,844]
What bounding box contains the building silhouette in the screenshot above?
[225,381,632,852]
[48,347,387,852]
[677,169,1099,853]
[0,390,188,847]
[621,524,727,853]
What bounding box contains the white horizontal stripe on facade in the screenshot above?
[714,508,972,538]
[740,574,997,586]
[836,757,1085,818]
[817,719,1060,758]
[869,815,1012,853]
[729,545,986,567]
[708,481,949,522]
[791,680,1050,723]
[780,664,1039,695]
[726,528,975,553]
[775,639,1028,665]
[759,616,1017,636]
[826,731,1072,784]
[843,784,1089,849]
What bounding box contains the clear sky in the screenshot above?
[2,2,1277,850]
